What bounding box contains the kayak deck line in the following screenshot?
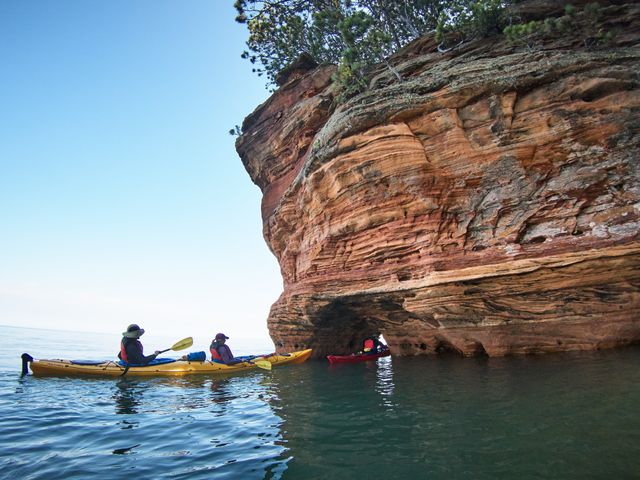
[22,349,313,377]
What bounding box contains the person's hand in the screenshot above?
[154,350,161,355]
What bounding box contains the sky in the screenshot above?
[0,1,283,346]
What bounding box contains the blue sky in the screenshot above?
[0,1,282,344]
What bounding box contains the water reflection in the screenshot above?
[208,377,236,406]
[261,357,403,478]
[111,373,280,414]
[374,357,396,410]
[14,375,29,394]
[113,378,143,416]
[112,443,140,455]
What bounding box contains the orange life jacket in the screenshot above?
[120,339,129,363]
[364,338,374,352]
[210,345,222,361]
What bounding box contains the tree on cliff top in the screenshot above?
[235,0,509,98]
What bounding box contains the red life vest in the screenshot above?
[364,338,374,352]
[210,345,222,361]
[120,339,129,363]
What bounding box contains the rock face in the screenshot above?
[236,1,640,357]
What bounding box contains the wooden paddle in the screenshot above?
[158,336,193,354]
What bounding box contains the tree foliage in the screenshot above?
[235,0,511,98]
[503,2,616,50]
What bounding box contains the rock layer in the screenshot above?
[237,1,640,357]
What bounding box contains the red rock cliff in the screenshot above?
[236,1,640,357]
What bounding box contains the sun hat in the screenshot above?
[215,333,229,340]
[123,324,145,338]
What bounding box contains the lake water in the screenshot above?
[1,325,639,479]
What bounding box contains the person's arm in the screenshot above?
[219,345,235,364]
[219,345,245,365]
[141,351,159,364]
[126,340,158,364]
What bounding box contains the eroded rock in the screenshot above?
[236,1,640,357]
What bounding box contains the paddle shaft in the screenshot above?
[157,337,193,354]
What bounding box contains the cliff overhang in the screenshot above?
[236,1,640,357]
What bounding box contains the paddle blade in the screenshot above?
[171,337,193,351]
[254,359,272,371]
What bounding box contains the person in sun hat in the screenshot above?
[118,324,161,365]
[209,333,242,364]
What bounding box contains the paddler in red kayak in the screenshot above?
[363,336,387,355]
[118,324,161,365]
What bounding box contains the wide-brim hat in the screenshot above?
[123,324,145,338]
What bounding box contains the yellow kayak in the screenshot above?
[25,349,312,377]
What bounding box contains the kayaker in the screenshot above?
[210,333,242,365]
[118,324,160,365]
[363,336,387,355]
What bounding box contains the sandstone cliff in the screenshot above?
[236,0,640,357]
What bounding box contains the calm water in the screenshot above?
[1,325,639,479]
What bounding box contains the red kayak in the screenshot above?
[327,349,391,364]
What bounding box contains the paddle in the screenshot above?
[252,358,272,371]
[158,336,193,354]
